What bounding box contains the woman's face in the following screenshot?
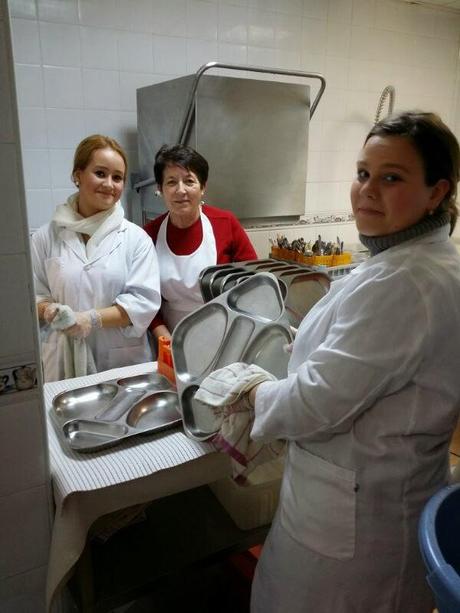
[350,135,448,236]
[160,164,205,222]
[74,147,125,218]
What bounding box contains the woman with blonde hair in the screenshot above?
[32,134,161,382]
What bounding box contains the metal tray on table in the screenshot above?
[50,373,181,453]
[172,272,293,442]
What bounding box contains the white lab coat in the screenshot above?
[31,219,161,382]
[251,225,460,613]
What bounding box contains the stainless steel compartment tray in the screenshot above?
[172,273,293,442]
[50,373,181,453]
[199,260,330,327]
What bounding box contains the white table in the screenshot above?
[45,362,231,611]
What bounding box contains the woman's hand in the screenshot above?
[63,305,132,338]
[36,301,59,323]
[64,309,102,339]
[152,324,171,341]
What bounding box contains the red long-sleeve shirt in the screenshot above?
[144,204,257,330]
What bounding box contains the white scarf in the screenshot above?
[53,193,125,258]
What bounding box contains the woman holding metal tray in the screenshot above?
[196,112,460,612]
[144,144,257,339]
[31,135,161,382]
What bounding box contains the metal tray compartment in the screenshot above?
[51,373,181,453]
[172,273,293,442]
[199,260,330,327]
[282,271,330,328]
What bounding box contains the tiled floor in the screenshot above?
[111,560,252,613]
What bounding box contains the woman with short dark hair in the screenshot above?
[144,144,257,338]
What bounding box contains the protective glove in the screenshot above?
[64,309,102,339]
[43,302,61,324]
[194,362,275,408]
[210,393,253,421]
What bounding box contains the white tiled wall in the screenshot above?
[7,0,460,237]
[0,2,51,611]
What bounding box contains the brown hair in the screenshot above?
[72,134,128,182]
[366,112,460,234]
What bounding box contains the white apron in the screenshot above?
[156,210,217,330]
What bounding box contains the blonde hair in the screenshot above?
[72,134,128,182]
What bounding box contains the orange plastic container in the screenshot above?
[312,255,333,266]
[331,252,352,266]
[157,336,176,385]
[298,253,314,266]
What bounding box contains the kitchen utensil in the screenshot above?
[51,373,180,452]
[172,273,293,441]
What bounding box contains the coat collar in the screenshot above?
[58,221,127,265]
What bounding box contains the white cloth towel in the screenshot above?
[52,193,124,259]
[50,305,96,379]
[194,362,285,479]
[50,304,76,330]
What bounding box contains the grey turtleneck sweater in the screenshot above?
[359,211,451,257]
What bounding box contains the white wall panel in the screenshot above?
[6,0,460,228]
[0,21,15,141]
[0,6,52,612]
[40,21,81,67]
[0,143,26,253]
[14,63,44,107]
[0,565,47,613]
[10,18,39,63]
[0,254,37,363]
[0,392,48,496]
[0,485,50,577]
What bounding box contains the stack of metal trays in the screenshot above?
[172,272,293,441]
[50,373,181,452]
[199,258,331,329]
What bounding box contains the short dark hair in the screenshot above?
[153,144,209,187]
[366,111,459,234]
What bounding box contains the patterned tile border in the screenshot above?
[0,363,37,395]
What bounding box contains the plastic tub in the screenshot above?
[312,255,333,266]
[419,483,460,612]
[331,252,352,266]
[210,458,284,530]
[298,254,314,266]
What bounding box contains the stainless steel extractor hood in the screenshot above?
[135,62,325,224]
